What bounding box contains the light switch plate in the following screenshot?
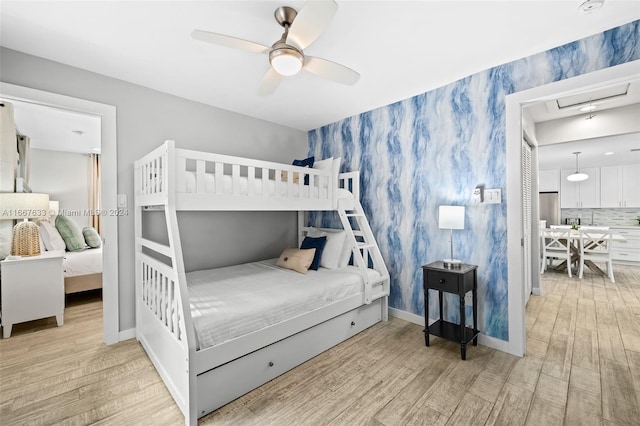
[485,188,502,204]
[117,194,127,208]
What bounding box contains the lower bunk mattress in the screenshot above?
[187,259,380,350]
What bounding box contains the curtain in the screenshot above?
[0,102,18,259]
[89,153,102,234]
[17,133,30,185]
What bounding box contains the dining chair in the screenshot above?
[580,226,610,231]
[578,229,614,283]
[550,225,572,229]
[541,228,573,277]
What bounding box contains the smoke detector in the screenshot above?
[578,0,605,14]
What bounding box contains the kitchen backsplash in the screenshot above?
[561,208,640,227]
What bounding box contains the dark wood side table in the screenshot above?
[422,261,479,360]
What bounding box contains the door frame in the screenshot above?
[0,82,119,345]
[505,59,640,357]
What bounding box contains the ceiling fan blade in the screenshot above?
[286,0,338,50]
[304,56,360,85]
[258,67,283,96]
[191,30,270,54]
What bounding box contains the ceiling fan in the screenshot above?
[191,0,359,95]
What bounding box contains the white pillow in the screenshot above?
[313,157,341,189]
[313,157,333,170]
[39,220,66,251]
[307,227,348,269]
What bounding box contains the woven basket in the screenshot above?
[11,221,41,257]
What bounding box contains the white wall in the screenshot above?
[29,148,91,230]
[0,47,308,332]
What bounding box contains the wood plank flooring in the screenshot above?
[1,266,639,425]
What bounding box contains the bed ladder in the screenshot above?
[338,200,390,307]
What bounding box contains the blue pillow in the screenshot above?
[292,156,314,185]
[300,235,327,271]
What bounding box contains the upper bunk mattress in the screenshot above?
[180,172,353,199]
[187,259,380,350]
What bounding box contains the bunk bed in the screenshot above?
[134,140,390,425]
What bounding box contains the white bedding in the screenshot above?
[62,247,103,277]
[180,172,353,199]
[187,259,379,350]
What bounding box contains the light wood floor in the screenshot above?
[1,266,639,425]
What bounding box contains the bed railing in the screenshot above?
[139,253,187,345]
[135,140,342,210]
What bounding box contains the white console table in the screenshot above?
[1,251,64,338]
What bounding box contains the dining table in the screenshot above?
[542,228,626,277]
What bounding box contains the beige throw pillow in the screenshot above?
[276,248,316,274]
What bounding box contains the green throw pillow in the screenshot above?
[82,226,102,248]
[55,215,86,252]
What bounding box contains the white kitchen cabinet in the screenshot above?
[601,164,640,208]
[621,164,640,208]
[1,251,64,338]
[560,167,600,208]
[611,227,640,265]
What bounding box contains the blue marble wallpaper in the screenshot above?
[308,21,639,341]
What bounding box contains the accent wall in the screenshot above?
[309,21,640,341]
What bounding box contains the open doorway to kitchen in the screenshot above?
[0,82,119,344]
[505,60,640,357]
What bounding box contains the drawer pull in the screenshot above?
[351,321,355,326]
[268,361,274,367]
[439,279,445,284]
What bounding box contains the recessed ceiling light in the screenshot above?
[578,0,605,14]
[604,152,614,155]
[71,129,85,135]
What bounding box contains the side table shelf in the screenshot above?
[422,261,479,360]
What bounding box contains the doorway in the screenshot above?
[504,59,640,357]
[0,82,119,344]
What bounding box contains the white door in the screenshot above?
[522,139,532,305]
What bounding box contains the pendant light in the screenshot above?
[567,152,589,182]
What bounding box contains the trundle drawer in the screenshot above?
[196,299,382,417]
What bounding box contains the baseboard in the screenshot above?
[388,307,425,326]
[119,327,136,341]
[388,307,515,356]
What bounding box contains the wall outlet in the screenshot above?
[485,188,502,204]
[465,292,473,305]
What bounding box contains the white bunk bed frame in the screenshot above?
[134,140,389,425]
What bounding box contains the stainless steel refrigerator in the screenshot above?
[539,192,559,226]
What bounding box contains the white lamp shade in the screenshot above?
[48,200,59,216]
[439,205,465,230]
[0,193,50,219]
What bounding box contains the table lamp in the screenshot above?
[438,205,465,269]
[0,193,50,257]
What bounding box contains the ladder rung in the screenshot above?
[370,276,389,285]
[371,290,390,299]
[358,243,375,249]
[345,213,364,217]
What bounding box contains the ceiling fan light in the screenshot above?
[270,47,303,76]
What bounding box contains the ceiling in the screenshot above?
[1,1,639,132]
[0,99,101,154]
[527,81,640,123]
[537,132,640,170]
[527,78,640,170]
